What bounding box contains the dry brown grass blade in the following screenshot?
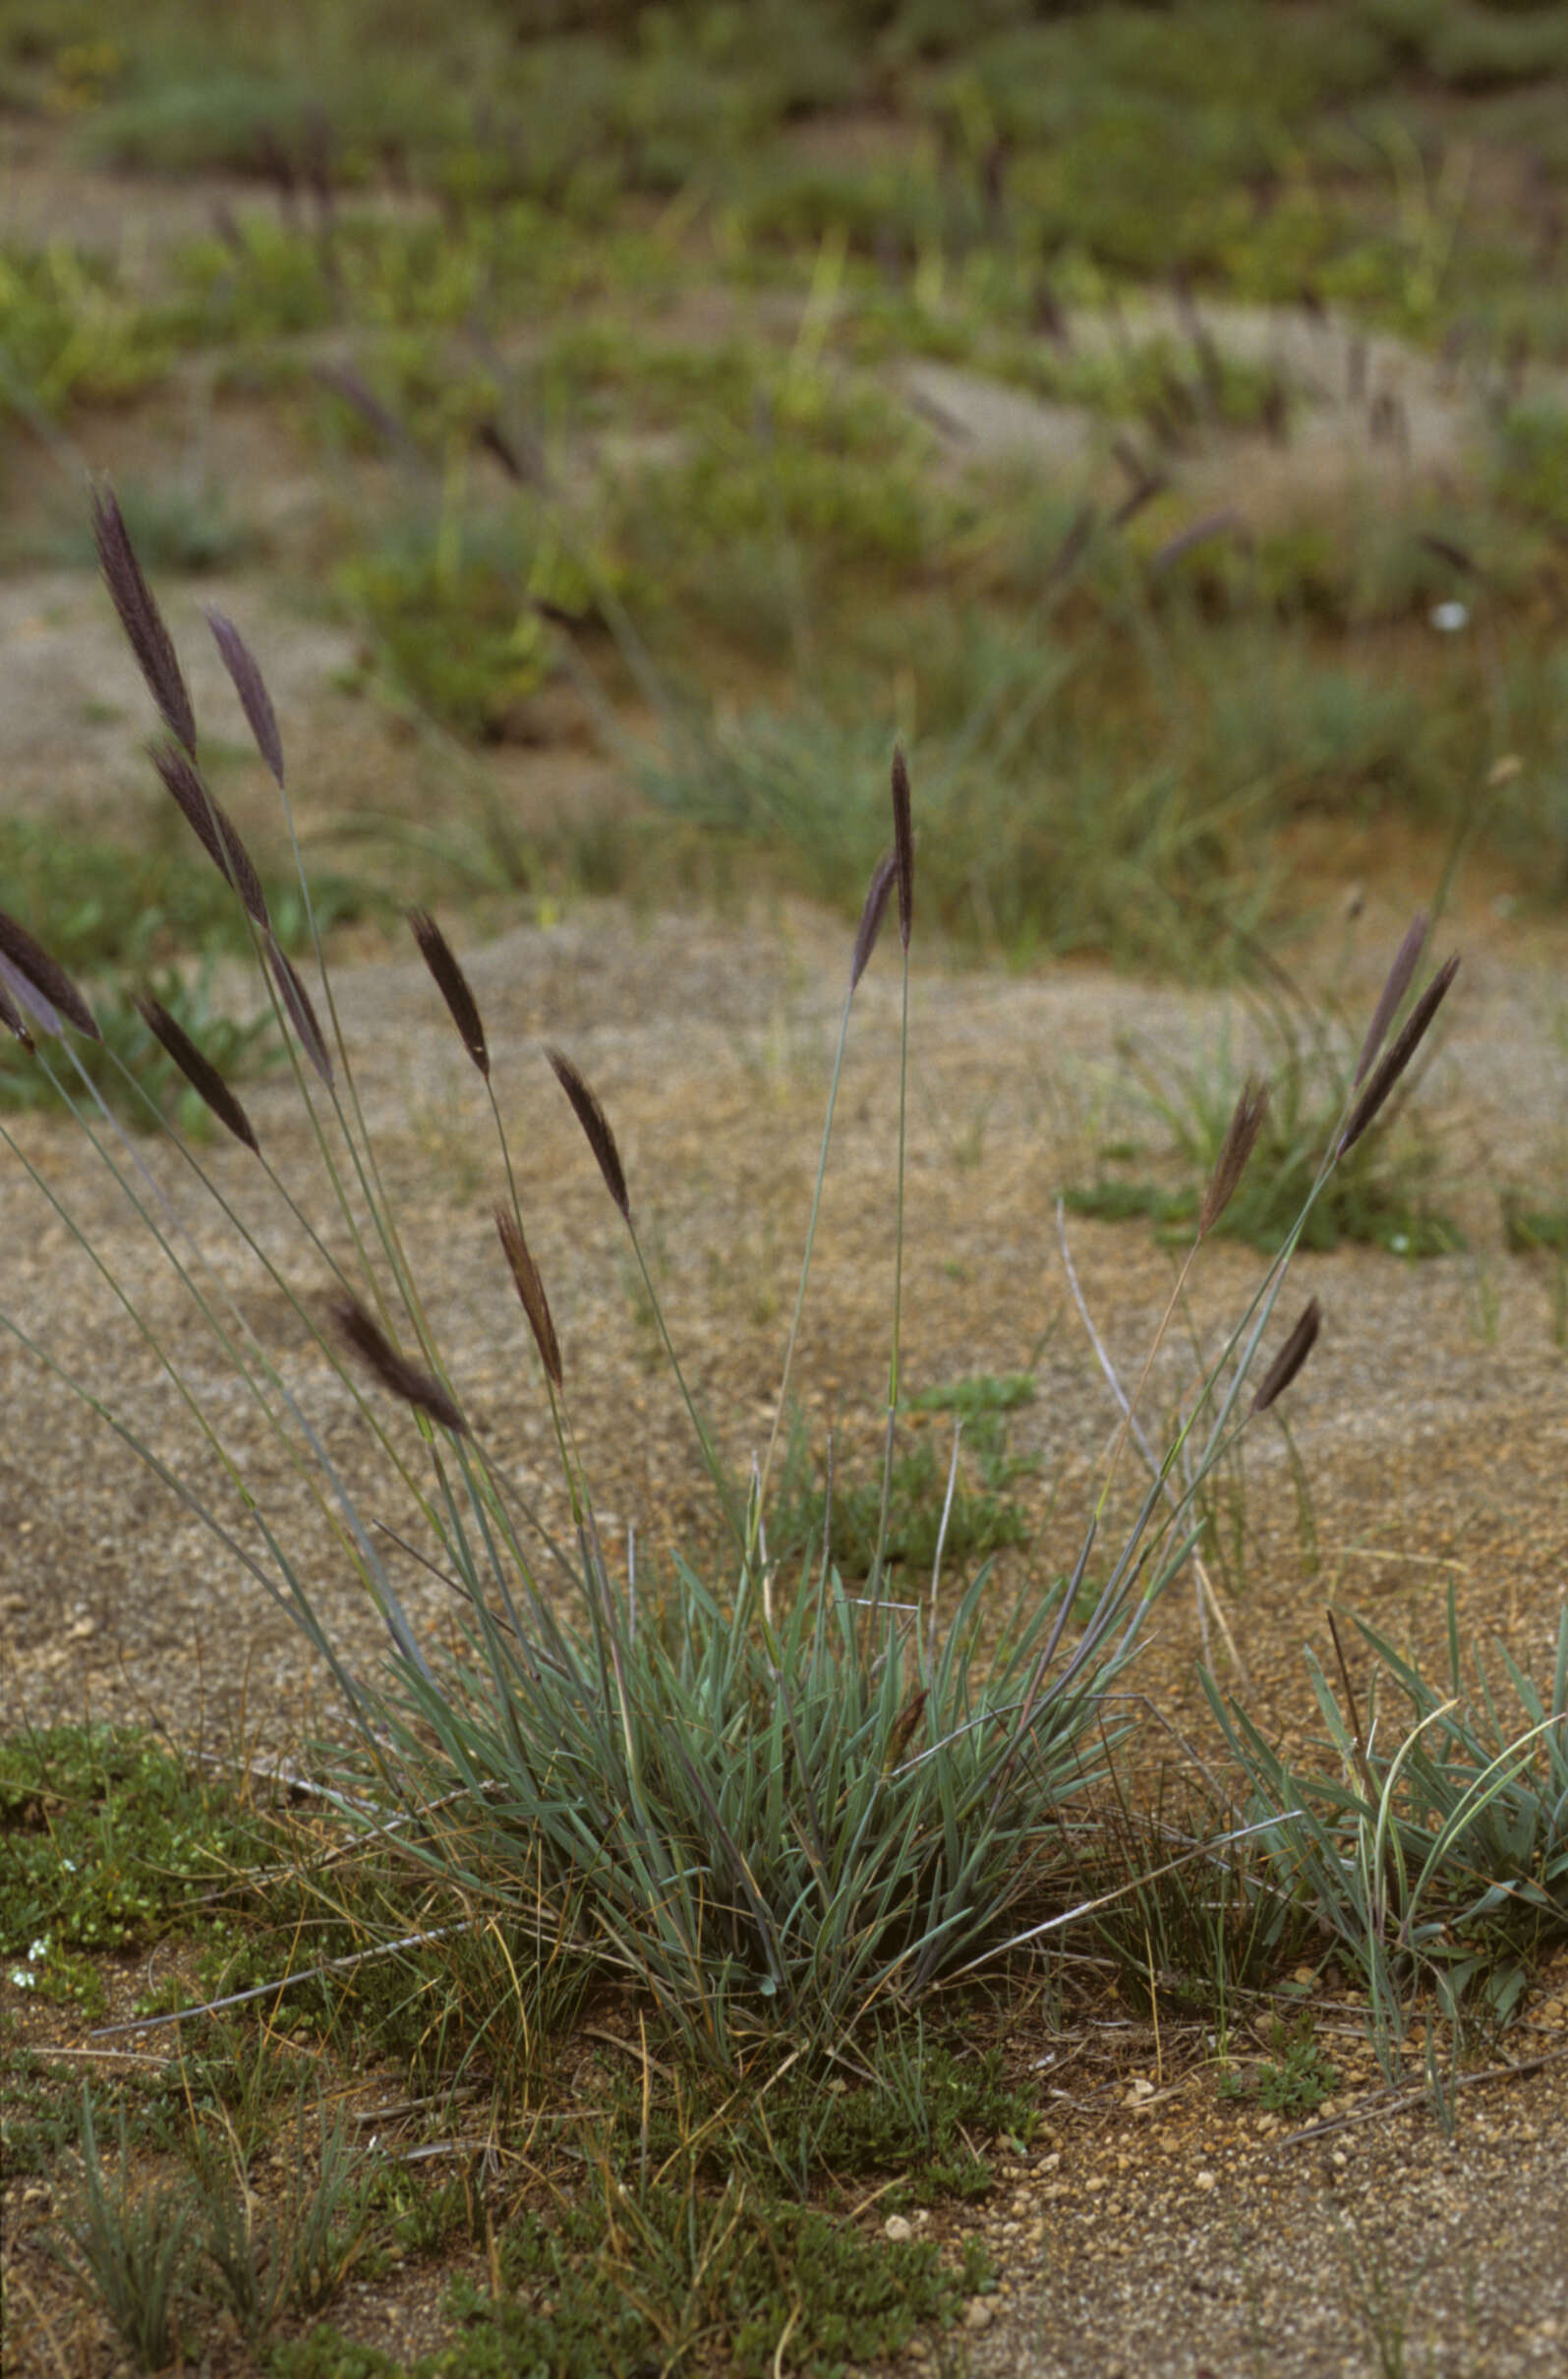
[1250,1298,1322,1414]
[496,1208,562,1390]
[0,911,100,1041]
[410,910,489,1079]
[133,996,261,1152]
[548,1050,629,1220]
[205,609,285,787]
[90,484,197,757]
[849,851,897,992]
[334,1297,467,1434]
[150,742,271,929]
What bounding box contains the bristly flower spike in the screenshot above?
[1339,956,1459,1158]
[891,745,913,954]
[496,1208,562,1391]
[133,996,260,1153]
[0,911,100,1041]
[334,1297,467,1434]
[548,1051,629,1220]
[151,742,271,930]
[849,851,898,992]
[268,944,333,1084]
[90,485,198,757]
[1354,911,1427,1087]
[1251,1298,1322,1414]
[409,910,489,1079]
[0,975,34,1049]
[205,609,285,787]
[1199,1077,1267,1239]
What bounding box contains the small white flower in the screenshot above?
[28,1937,49,1963]
[11,1969,36,1989]
[1429,601,1469,634]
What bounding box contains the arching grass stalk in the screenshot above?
[868,747,915,1615]
[748,805,908,1580]
[1000,916,1460,1779]
[545,1045,750,1560]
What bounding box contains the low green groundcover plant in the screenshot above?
[0,1723,260,1995]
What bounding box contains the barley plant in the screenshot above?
[1,489,1469,2072]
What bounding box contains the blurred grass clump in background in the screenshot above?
[2,0,1567,958]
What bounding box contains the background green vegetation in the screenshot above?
[1,0,1565,978]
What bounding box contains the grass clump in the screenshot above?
[46,2093,196,2373]
[0,240,174,416]
[771,1373,1040,1583]
[1,488,1409,2063]
[267,2190,987,2379]
[1206,1591,1568,2081]
[333,515,558,742]
[1219,2015,1340,2116]
[1065,980,1463,1257]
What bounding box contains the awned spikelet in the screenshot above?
[334,1298,467,1434]
[151,742,271,930]
[268,944,333,1085]
[0,911,100,1041]
[1250,1298,1322,1414]
[410,910,489,1079]
[1354,911,1427,1087]
[548,1050,629,1220]
[1199,1076,1267,1239]
[496,1208,562,1391]
[891,746,914,954]
[133,996,260,1153]
[91,486,197,758]
[205,609,285,788]
[1340,956,1459,1157]
[849,851,898,993]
